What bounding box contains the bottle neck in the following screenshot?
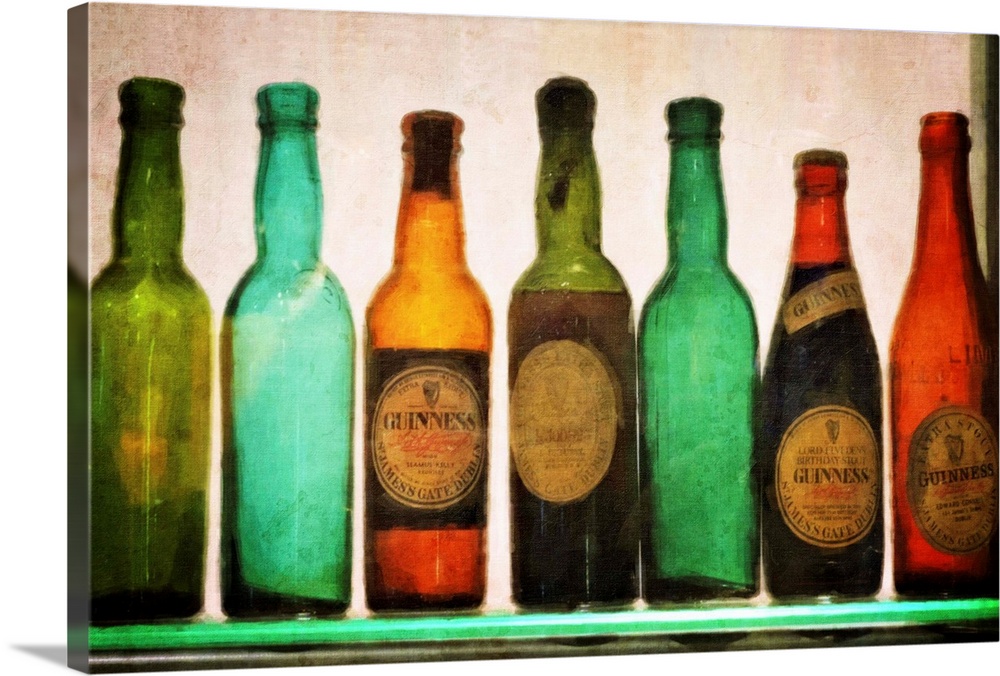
[790,187,852,268]
[666,139,726,266]
[393,148,466,271]
[535,131,602,256]
[112,126,184,265]
[255,126,323,269]
[912,147,978,277]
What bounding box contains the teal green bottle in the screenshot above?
[90,77,212,624]
[639,97,759,603]
[222,82,355,618]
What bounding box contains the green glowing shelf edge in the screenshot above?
[90,598,998,652]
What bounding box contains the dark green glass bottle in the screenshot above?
[68,266,88,631]
[90,77,212,624]
[221,83,355,618]
[69,266,88,482]
[508,77,639,609]
[758,150,883,600]
[638,97,759,603]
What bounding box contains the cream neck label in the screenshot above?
[510,340,618,505]
[372,366,485,510]
[782,270,866,334]
[907,407,998,555]
[776,405,880,548]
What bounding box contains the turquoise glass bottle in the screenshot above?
[90,77,212,624]
[222,82,355,618]
[639,97,759,602]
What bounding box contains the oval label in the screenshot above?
[776,405,880,548]
[907,406,998,554]
[372,366,485,510]
[510,340,618,505]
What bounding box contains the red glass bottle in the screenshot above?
[890,112,999,599]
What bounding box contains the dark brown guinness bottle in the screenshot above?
[758,150,884,600]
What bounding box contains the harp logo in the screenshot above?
[422,380,441,408]
[945,434,964,464]
[826,418,840,443]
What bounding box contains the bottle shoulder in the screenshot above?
[366,267,492,352]
[91,261,211,315]
[892,267,993,341]
[226,261,353,322]
[649,263,754,299]
[768,263,877,339]
[764,309,882,388]
[513,250,629,294]
[761,313,884,438]
[640,265,757,334]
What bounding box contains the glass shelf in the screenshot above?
[88,598,999,672]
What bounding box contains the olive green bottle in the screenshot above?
[90,77,212,624]
[639,98,759,602]
[508,77,639,609]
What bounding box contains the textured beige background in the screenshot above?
[84,2,986,616]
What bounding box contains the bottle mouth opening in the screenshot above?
[402,110,463,154]
[536,76,596,133]
[919,111,971,153]
[920,111,968,127]
[256,82,320,129]
[794,149,848,195]
[666,96,723,140]
[794,148,848,170]
[118,76,185,128]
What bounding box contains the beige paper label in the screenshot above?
[781,270,866,334]
[907,407,998,554]
[776,405,880,548]
[510,340,617,504]
[372,366,485,510]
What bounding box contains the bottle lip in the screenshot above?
[794,148,848,170]
[536,76,596,134]
[402,110,464,154]
[666,96,723,141]
[920,111,969,127]
[919,111,971,153]
[256,81,319,130]
[794,148,848,195]
[118,76,185,129]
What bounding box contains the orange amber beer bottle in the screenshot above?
[890,112,998,599]
[364,111,492,611]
